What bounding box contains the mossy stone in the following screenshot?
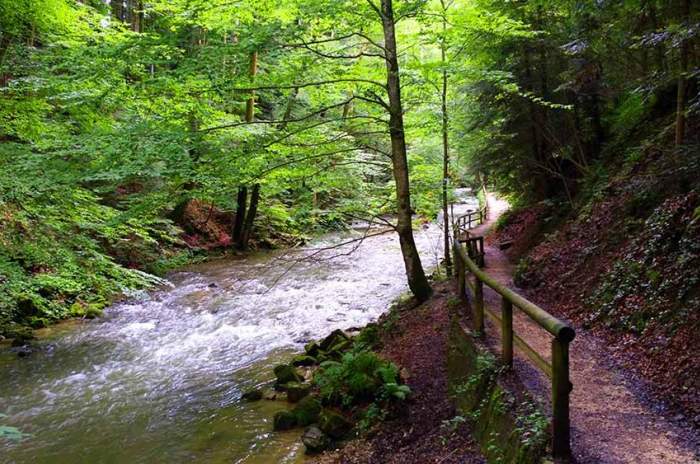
[319,410,353,439]
[241,388,263,402]
[273,364,303,385]
[84,305,104,319]
[273,411,297,431]
[285,382,311,403]
[319,329,349,351]
[327,339,353,360]
[293,396,322,426]
[292,355,317,367]
[302,425,330,454]
[7,325,33,347]
[304,342,321,357]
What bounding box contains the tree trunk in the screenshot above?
[440,0,452,277]
[647,1,666,72]
[279,87,299,130]
[236,51,261,250]
[378,0,432,302]
[246,51,258,122]
[233,186,247,243]
[240,184,260,250]
[675,0,690,145]
[131,0,143,33]
[112,0,124,22]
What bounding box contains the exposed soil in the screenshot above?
[315,281,485,464]
[470,195,700,463]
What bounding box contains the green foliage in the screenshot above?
[0,414,30,442]
[514,405,548,450]
[353,323,381,351]
[313,350,408,408]
[587,194,700,334]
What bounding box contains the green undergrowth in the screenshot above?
[447,319,548,463]
[0,188,187,337]
[267,325,411,454]
[586,192,700,334]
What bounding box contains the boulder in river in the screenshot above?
[319,329,350,351]
[326,339,352,360]
[7,325,34,347]
[15,346,33,357]
[302,425,330,454]
[273,364,303,388]
[319,410,353,439]
[304,341,321,357]
[273,410,297,431]
[293,396,322,426]
[292,355,317,367]
[285,382,311,403]
[241,388,263,402]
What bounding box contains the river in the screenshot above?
[0,191,478,464]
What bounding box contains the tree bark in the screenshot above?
[111,0,124,22]
[246,51,258,122]
[378,0,432,301]
[440,0,452,277]
[237,51,261,250]
[240,184,260,250]
[131,0,143,33]
[675,0,690,145]
[233,186,247,243]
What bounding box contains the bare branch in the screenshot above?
[230,78,386,92]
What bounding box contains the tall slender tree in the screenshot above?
[373,0,432,301]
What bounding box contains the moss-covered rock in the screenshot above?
[355,323,381,349]
[241,388,263,402]
[304,341,321,357]
[7,325,34,347]
[292,355,317,367]
[447,317,548,463]
[327,339,353,360]
[273,411,297,431]
[319,409,353,439]
[84,305,104,319]
[274,364,303,387]
[285,382,311,403]
[319,329,350,351]
[293,395,322,426]
[302,425,330,454]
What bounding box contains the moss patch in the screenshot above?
[447,317,548,463]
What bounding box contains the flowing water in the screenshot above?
[0,191,478,464]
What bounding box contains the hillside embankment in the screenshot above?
[491,151,700,428]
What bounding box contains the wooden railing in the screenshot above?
[452,199,575,459]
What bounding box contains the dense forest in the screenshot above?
[1,0,699,462]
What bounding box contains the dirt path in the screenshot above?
[466,195,700,463]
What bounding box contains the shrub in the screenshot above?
[313,350,408,409]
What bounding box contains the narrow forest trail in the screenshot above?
[466,195,700,464]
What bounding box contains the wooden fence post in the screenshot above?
[501,297,513,368]
[456,246,466,302]
[552,336,572,458]
[478,237,485,267]
[474,279,484,335]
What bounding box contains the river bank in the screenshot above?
[0,192,480,463]
[312,280,486,464]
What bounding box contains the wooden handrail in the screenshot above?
[455,246,575,342]
[451,192,574,459]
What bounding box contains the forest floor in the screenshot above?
[467,195,700,464]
